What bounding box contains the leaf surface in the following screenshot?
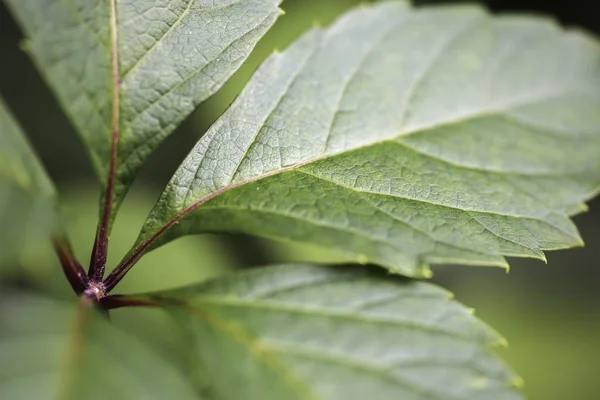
[5,0,283,227]
[0,293,199,400]
[124,264,523,400]
[127,2,600,278]
[0,99,57,266]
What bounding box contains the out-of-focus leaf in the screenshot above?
[126,2,600,280]
[119,264,524,400]
[5,0,283,228]
[0,293,199,399]
[0,99,57,267]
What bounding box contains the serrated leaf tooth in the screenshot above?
[511,375,525,389]
[496,336,510,349]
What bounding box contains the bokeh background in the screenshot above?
[1,1,599,399]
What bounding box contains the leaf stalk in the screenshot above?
[88,0,120,282]
[53,236,88,295]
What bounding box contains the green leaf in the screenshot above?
[127,2,600,279]
[0,99,57,267]
[125,264,523,400]
[0,293,199,400]
[5,0,283,227]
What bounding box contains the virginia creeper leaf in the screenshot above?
[123,264,523,400]
[5,0,283,229]
[129,2,600,278]
[0,293,199,399]
[0,99,57,266]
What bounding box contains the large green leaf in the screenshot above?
[114,264,523,399]
[122,1,600,281]
[0,293,199,400]
[0,99,57,267]
[5,0,283,228]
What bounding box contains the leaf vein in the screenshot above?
[119,0,194,81]
[196,296,490,343]
[121,11,276,145]
[266,342,471,400]
[186,305,323,400]
[398,16,485,129]
[59,0,110,54]
[227,31,323,185]
[320,16,411,154]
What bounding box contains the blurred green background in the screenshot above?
[1,1,599,399]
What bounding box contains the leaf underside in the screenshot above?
[0,293,199,400]
[0,99,57,267]
[136,264,523,400]
[133,1,600,277]
[5,0,283,228]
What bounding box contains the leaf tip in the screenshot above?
[511,375,525,389]
[356,254,369,265]
[18,39,31,53]
[495,336,509,349]
[529,249,548,264]
[420,267,434,279]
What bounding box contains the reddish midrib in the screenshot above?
[88,0,120,282]
[103,152,315,292]
[103,189,224,292]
